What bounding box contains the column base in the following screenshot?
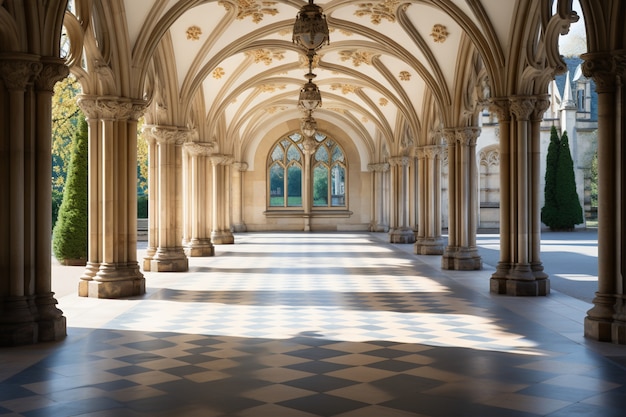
[150,248,189,272]
[370,222,389,232]
[0,296,38,346]
[389,228,416,244]
[142,247,157,271]
[584,293,623,343]
[414,237,444,255]
[212,230,235,244]
[35,293,67,342]
[489,262,549,295]
[441,247,482,270]
[185,239,215,257]
[232,223,247,232]
[79,263,146,298]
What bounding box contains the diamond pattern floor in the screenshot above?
[1,232,625,417]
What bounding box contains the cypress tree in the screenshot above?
[553,131,583,229]
[541,126,560,228]
[52,115,88,265]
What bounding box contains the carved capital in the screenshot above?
[232,162,249,172]
[532,95,551,122]
[184,141,218,156]
[421,145,444,159]
[388,156,411,166]
[77,96,144,121]
[442,129,457,146]
[210,154,234,166]
[144,125,191,146]
[35,59,69,91]
[509,96,535,121]
[368,162,390,172]
[488,98,511,122]
[0,57,42,91]
[455,127,481,146]
[582,52,618,93]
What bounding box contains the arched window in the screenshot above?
[268,133,303,207]
[313,134,346,207]
[267,132,347,208]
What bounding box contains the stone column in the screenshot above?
[414,145,445,255]
[442,128,482,270]
[231,161,249,232]
[142,125,189,272]
[582,52,626,343]
[0,55,69,345]
[389,156,415,243]
[489,96,549,295]
[210,155,235,244]
[76,96,146,298]
[183,142,217,256]
[302,137,317,231]
[367,163,390,232]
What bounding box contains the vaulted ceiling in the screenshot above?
[64,0,573,163]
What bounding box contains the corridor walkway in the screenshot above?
[1,232,625,416]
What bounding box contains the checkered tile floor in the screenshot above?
[1,232,626,416]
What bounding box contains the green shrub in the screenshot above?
[137,194,148,218]
[52,115,88,264]
[541,126,560,227]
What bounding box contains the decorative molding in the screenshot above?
[399,71,411,81]
[232,162,249,171]
[339,50,375,66]
[258,84,286,93]
[354,0,400,24]
[299,53,320,69]
[219,0,279,23]
[388,156,411,166]
[246,49,286,65]
[77,96,145,121]
[184,141,218,156]
[186,25,202,40]
[379,97,388,106]
[0,59,42,90]
[509,97,536,121]
[265,105,287,114]
[35,60,69,91]
[368,162,390,172]
[479,146,500,167]
[144,125,192,146]
[430,24,449,43]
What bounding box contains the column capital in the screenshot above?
[78,96,147,121]
[210,154,234,166]
[143,125,192,146]
[388,156,411,166]
[232,162,249,172]
[184,141,218,156]
[35,58,69,92]
[532,94,551,122]
[367,162,390,172]
[509,96,536,121]
[417,144,445,159]
[488,97,511,122]
[581,51,626,93]
[0,55,42,91]
[443,127,480,146]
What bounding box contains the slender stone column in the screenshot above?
[231,161,249,232]
[77,96,146,297]
[389,156,415,243]
[142,125,189,271]
[442,128,482,269]
[210,155,235,244]
[367,163,390,232]
[489,96,549,295]
[414,145,444,255]
[302,137,317,231]
[183,142,217,256]
[582,52,626,343]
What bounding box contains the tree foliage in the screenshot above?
[53,115,88,264]
[52,75,81,196]
[541,129,584,230]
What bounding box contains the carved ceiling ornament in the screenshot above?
[379,97,388,106]
[186,25,202,40]
[354,0,400,24]
[246,49,286,65]
[430,24,449,43]
[266,105,287,114]
[299,53,320,69]
[399,70,411,81]
[331,83,360,94]
[219,0,279,23]
[212,67,225,79]
[339,50,375,66]
[258,84,286,93]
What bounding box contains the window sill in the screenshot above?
[264,209,353,218]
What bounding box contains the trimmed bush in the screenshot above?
[52,115,88,265]
[541,126,560,227]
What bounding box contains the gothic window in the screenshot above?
[313,134,346,207]
[268,133,303,207]
[267,132,347,208]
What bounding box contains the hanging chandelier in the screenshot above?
[298,55,322,111]
[292,0,330,53]
[300,110,318,138]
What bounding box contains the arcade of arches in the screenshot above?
[1,0,625,346]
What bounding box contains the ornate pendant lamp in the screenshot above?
[298,75,322,111]
[292,0,330,52]
[301,110,318,137]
